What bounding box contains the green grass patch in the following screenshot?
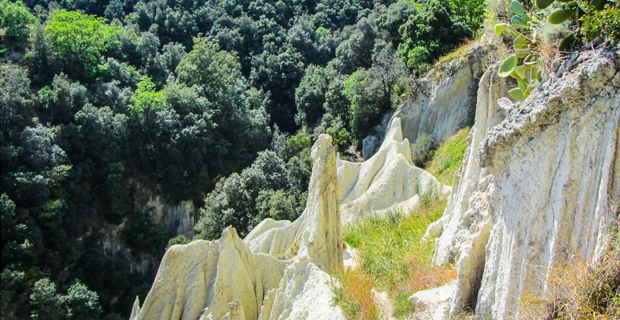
[342,193,457,318]
[425,127,471,186]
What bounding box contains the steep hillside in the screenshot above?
[429,48,619,318]
[126,48,619,320]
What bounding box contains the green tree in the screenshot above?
[295,65,328,127]
[44,10,121,80]
[30,278,100,320]
[129,76,167,116]
[398,0,472,74]
[195,150,293,240]
[39,73,89,125]
[0,0,37,45]
[449,0,486,31]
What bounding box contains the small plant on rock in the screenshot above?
[495,0,545,100]
[495,0,617,101]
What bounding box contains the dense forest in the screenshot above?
[0,0,483,318]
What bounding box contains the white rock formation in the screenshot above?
[338,117,450,224]
[392,43,489,146]
[130,135,344,320]
[426,62,509,312]
[429,49,620,318]
[408,281,456,320]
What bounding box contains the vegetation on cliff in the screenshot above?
[1,0,484,318]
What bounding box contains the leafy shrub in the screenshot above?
[581,0,620,44]
[495,0,545,101]
[411,133,438,167]
[0,0,36,45]
[166,235,191,250]
[123,215,168,257]
[496,0,619,100]
[30,278,101,320]
[194,150,293,240]
[449,0,487,31]
[255,189,306,224]
[398,0,473,75]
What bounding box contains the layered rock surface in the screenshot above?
[130,135,344,320]
[429,49,620,318]
[338,117,450,224]
[392,43,489,146]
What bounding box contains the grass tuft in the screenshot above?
[425,127,471,186]
[339,192,457,318]
[521,215,620,319]
[333,266,380,320]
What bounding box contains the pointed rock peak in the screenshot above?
[338,117,450,224]
[384,117,405,143]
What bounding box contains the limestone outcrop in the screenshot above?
[392,43,489,146]
[428,49,620,318]
[338,117,450,224]
[130,135,344,320]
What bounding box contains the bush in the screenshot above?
[410,133,438,167]
[166,235,191,250]
[581,1,620,45]
[398,0,472,75]
[123,215,168,257]
[0,0,36,45]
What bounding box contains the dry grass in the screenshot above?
[405,266,458,295]
[521,216,620,320]
[338,193,457,319]
[334,265,380,320]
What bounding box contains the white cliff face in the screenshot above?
[429,49,620,319]
[338,117,450,224]
[426,63,509,312]
[130,135,344,320]
[392,43,489,146]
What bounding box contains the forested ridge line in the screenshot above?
[0,0,481,318]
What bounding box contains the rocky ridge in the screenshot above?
[338,117,450,224]
[428,49,620,318]
[130,134,344,320]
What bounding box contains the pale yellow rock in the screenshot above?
[338,117,450,224]
[131,134,345,320]
[130,229,286,320]
[425,63,509,314]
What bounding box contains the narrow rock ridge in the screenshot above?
[338,117,450,225]
[429,49,620,319]
[427,63,509,312]
[130,134,344,320]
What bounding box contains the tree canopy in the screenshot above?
[0,0,484,318]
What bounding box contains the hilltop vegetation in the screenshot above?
[1,0,483,317]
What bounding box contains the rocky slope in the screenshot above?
[130,135,344,320]
[128,47,618,320]
[393,43,489,145]
[339,117,450,224]
[428,49,620,318]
